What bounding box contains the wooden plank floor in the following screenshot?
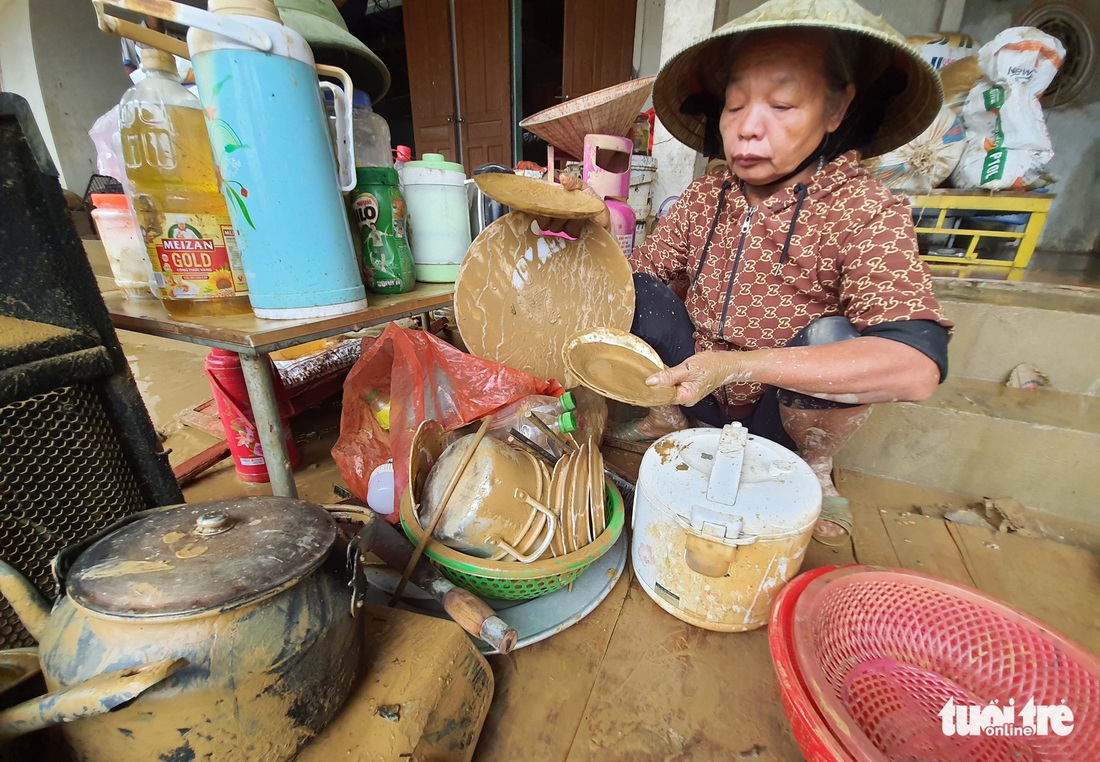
[472,469,1100,761]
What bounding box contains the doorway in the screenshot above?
[340,0,637,171]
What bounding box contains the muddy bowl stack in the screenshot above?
[400,421,623,600]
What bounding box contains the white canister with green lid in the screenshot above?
[401,153,472,282]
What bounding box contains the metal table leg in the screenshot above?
[238,353,298,498]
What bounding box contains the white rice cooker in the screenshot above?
[632,423,821,632]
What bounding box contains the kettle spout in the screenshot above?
[0,561,51,640]
[0,657,187,743]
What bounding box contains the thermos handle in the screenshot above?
[93,2,191,60]
[93,0,273,54]
[317,64,357,193]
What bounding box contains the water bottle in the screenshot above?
[352,91,392,167]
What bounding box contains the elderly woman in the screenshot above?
[610,0,952,544]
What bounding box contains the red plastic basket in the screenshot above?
[770,565,1100,762]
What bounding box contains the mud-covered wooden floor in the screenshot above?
[127,324,1099,762]
[472,456,1100,762]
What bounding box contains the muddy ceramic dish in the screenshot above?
[421,434,555,562]
[408,420,459,520]
[589,444,606,537]
[474,173,607,219]
[577,445,594,550]
[563,327,678,407]
[454,211,634,385]
[548,457,567,557]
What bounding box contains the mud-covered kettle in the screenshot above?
[0,498,374,761]
[94,0,367,320]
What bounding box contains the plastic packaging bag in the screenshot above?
[953,78,1054,190]
[332,324,564,521]
[867,107,966,192]
[978,27,1065,97]
[952,27,1065,191]
[88,105,126,182]
[907,33,980,71]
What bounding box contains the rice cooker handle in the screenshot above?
[706,423,748,506]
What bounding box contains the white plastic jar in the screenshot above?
[401,153,472,282]
[90,193,154,298]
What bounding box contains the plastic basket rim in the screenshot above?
[783,564,1100,761]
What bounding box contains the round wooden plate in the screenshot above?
[455,212,634,385]
[563,327,678,407]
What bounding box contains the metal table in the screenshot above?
[104,283,455,498]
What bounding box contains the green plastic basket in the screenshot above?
[399,481,624,601]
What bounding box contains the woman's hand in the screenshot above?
[645,351,756,406]
[533,171,612,238]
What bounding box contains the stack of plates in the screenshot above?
[544,440,607,558]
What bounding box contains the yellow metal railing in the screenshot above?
[906,190,1054,269]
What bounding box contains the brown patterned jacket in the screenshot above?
[631,151,951,406]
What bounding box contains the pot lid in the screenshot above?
[67,497,337,619]
[638,424,821,541]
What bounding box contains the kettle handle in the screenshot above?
[93,0,273,54]
[317,65,357,192]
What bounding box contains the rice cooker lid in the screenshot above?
[639,423,821,540]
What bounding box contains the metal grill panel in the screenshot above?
[0,384,144,647]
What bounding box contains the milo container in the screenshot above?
[351,167,417,294]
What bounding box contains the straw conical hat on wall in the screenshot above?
[520,76,655,161]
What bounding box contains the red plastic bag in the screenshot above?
[331,324,563,522]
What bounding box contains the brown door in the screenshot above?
[403,0,459,161]
[562,0,637,100]
[454,0,512,169]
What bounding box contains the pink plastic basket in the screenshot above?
[777,565,1100,761]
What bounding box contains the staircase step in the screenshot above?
[933,279,1100,395]
[837,377,1100,549]
[916,376,1100,435]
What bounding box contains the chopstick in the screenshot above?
[508,428,559,466]
[524,410,577,454]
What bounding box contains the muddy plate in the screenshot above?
[365,533,628,654]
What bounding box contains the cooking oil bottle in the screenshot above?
[120,46,250,317]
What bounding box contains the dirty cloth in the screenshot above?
[631,150,952,407]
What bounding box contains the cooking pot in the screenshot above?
[0,497,372,760]
[421,434,555,562]
[632,423,821,632]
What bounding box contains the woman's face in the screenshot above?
[719,32,854,186]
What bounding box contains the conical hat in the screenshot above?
[652,0,942,158]
[520,77,655,161]
[275,0,391,101]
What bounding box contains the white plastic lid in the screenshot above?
[403,152,466,181]
[638,424,821,542]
